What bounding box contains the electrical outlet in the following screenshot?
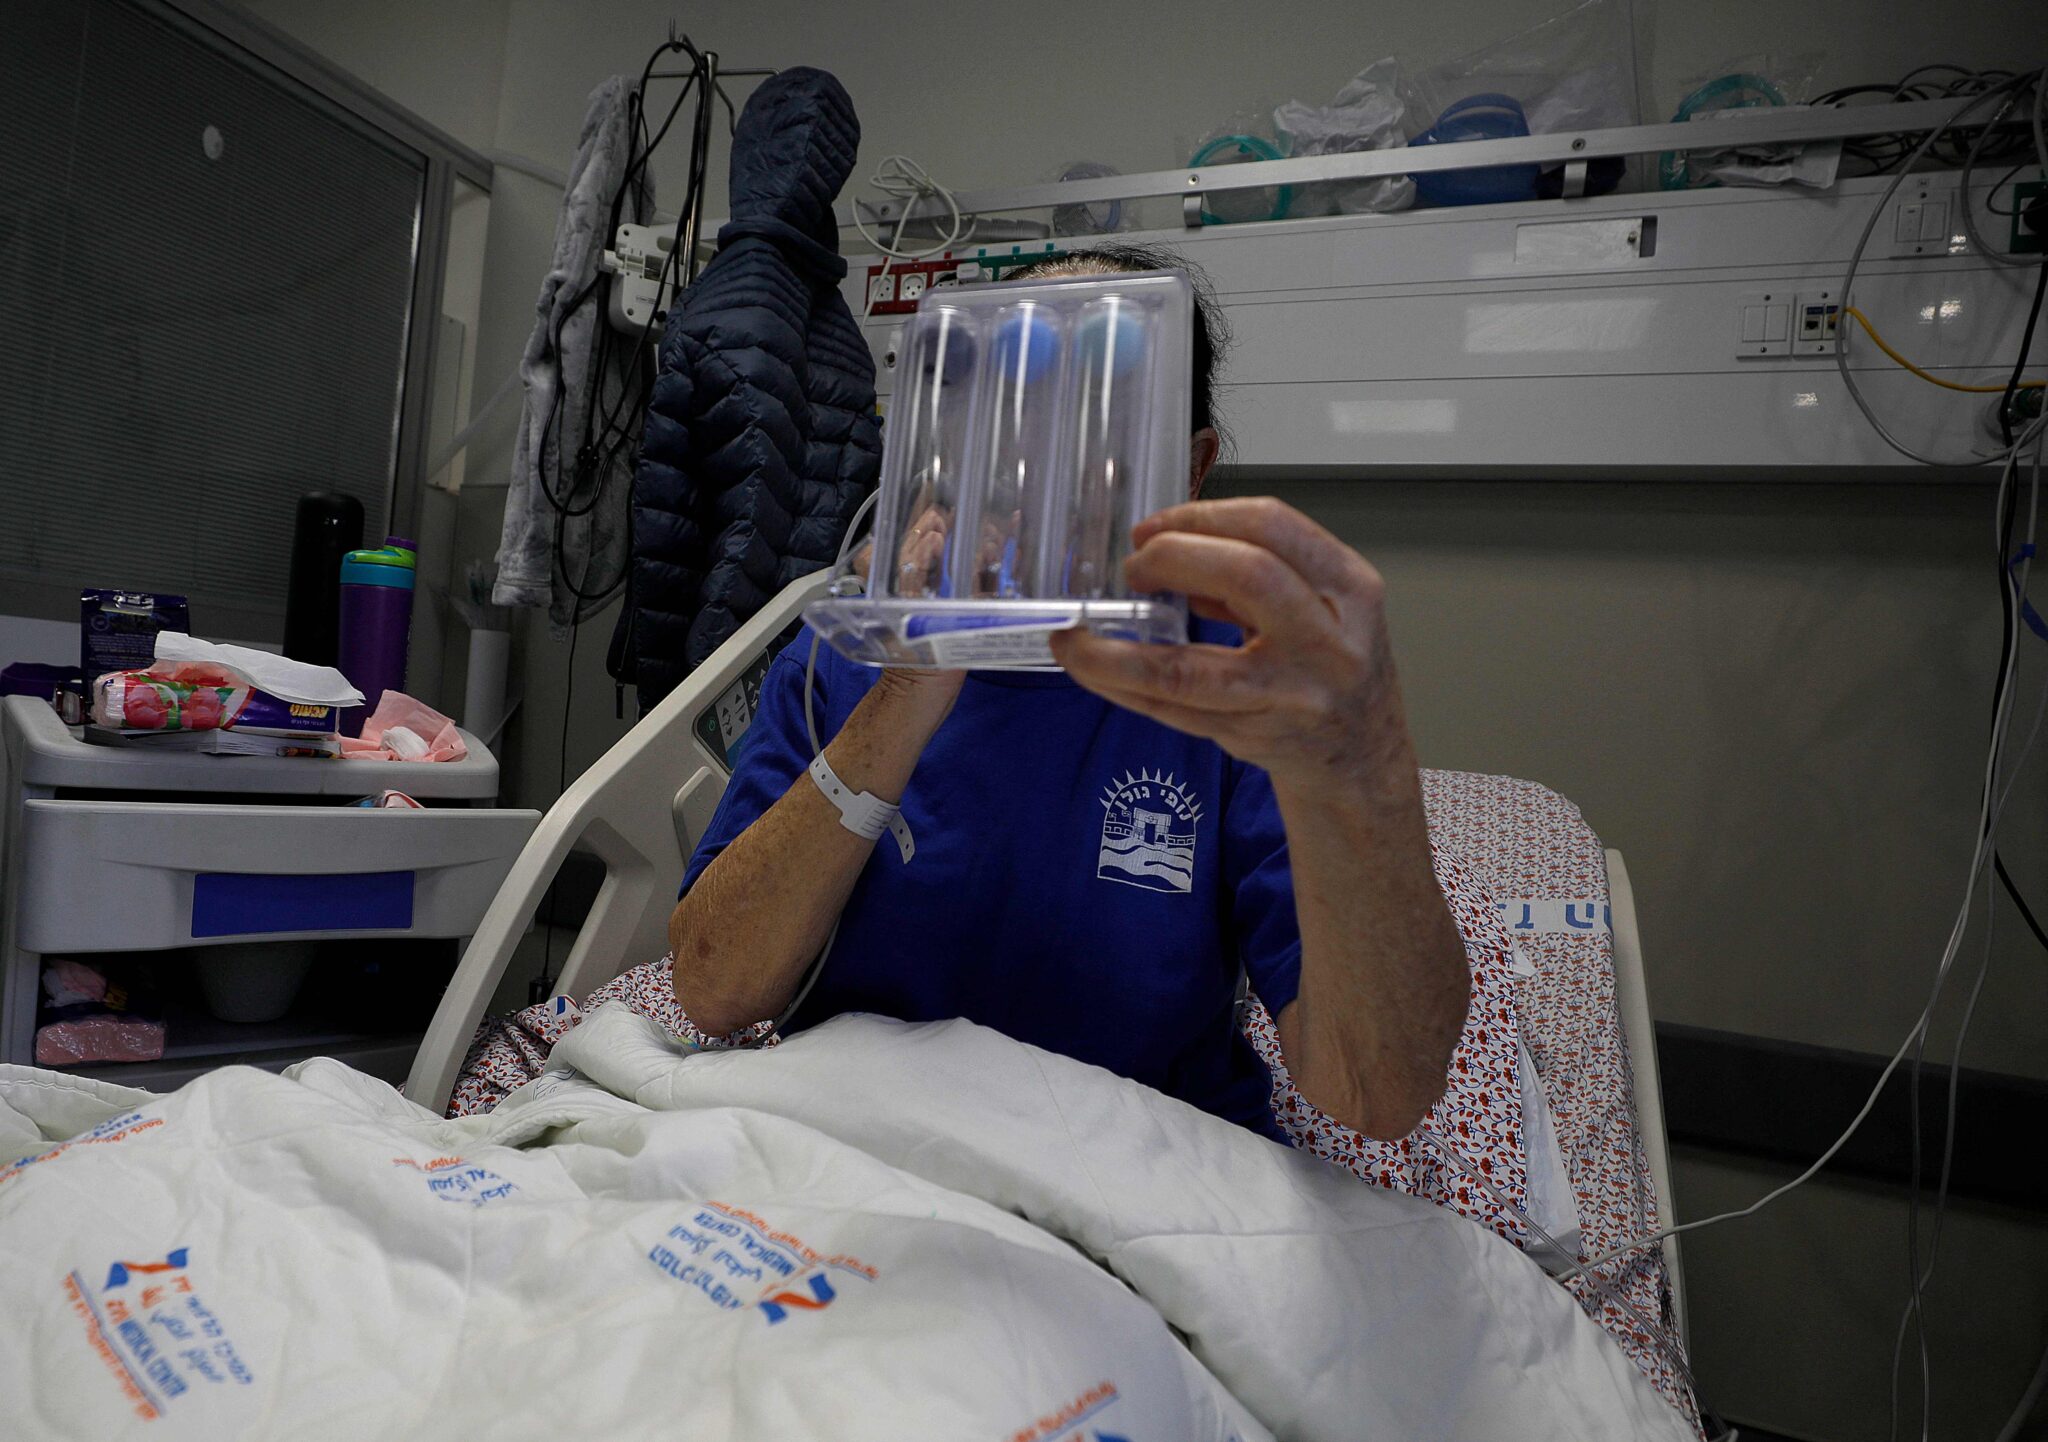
[868,273,897,304]
[1792,290,1844,357]
[2012,181,2047,256]
[898,272,927,303]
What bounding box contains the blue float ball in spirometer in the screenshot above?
[1074,303,1147,378]
[993,307,1060,382]
[913,311,978,385]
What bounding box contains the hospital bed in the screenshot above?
[407,568,1691,1357]
[0,570,1700,1437]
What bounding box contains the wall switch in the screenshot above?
[1888,183,1947,257]
[1736,290,1793,358]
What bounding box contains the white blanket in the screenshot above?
[0,1009,1690,1441]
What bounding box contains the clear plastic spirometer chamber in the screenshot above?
[806,268,1194,669]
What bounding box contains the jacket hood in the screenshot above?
[719,66,858,276]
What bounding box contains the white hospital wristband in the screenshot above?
[808,752,915,862]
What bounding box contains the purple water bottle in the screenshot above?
[336,537,416,737]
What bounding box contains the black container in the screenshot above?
[283,493,364,665]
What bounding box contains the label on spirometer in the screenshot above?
[918,622,1068,668]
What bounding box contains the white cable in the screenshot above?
[1955,84,2048,270]
[1888,416,2048,1441]
[763,486,888,1045]
[1416,1130,1703,1403]
[805,488,882,755]
[1994,1335,2048,1442]
[849,155,973,320]
[1832,71,2040,469]
[1559,412,2048,1287]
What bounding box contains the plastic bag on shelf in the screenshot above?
[1658,53,1832,190]
[1050,161,1133,237]
[1182,112,1294,226]
[1273,58,1416,217]
[34,959,165,1065]
[1408,0,1639,202]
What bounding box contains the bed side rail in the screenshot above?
[406,572,833,1114]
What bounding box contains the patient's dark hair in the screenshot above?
[1004,243,1231,454]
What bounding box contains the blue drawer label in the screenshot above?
[191,871,414,938]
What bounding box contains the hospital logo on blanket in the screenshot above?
[1097,769,1200,894]
[646,1202,878,1327]
[64,1246,254,1421]
[392,1155,520,1206]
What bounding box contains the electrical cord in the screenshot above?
[804,488,883,756]
[1994,1337,2048,1442]
[1554,410,2048,1290]
[849,156,972,319]
[1816,66,2034,176]
[1416,1130,1708,1416]
[1956,82,2048,272]
[1984,160,2039,216]
[534,32,725,999]
[1831,70,2044,468]
[2001,259,2048,448]
[753,486,885,1042]
[1890,422,2047,1441]
[1996,853,2048,952]
[1843,305,2046,394]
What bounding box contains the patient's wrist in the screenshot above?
[827,682,940,804]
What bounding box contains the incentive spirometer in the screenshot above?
[806,269,1195,670]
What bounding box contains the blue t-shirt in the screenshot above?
[680,620,1302,1138]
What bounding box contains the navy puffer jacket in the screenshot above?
[615,67,878,709]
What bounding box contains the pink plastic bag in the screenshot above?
[35,960,165,1064]
[339,692,468,762]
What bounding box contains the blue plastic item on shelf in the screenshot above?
[1411,93,1543,207]
[1188,133,1293,225]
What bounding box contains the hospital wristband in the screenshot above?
[808,752,915,862]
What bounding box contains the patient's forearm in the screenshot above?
[670,677,946,1033]
[1274,699,1470,1142]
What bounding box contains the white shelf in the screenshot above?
[62,1037,419,1094]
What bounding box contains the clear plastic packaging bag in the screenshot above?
[1050,161,1133,237]
[1273,59,1416,216]
[1658,54,1834,190]
[808,270,1194,670]
[1182,112,1295,226]
[1408,0,1640,201]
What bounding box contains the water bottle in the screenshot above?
[283,492,363,666]
[337,537,416,736]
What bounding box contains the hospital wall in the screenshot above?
[239,3,2047,1438]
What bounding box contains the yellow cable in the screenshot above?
[1844,306,2045,394]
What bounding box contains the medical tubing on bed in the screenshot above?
[757,488,886,1049]
[1416,1129,1701,1400]
[805,487,883,757]
[1557,413,2048,1290]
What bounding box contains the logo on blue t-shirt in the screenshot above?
[1097,769,1201,894]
